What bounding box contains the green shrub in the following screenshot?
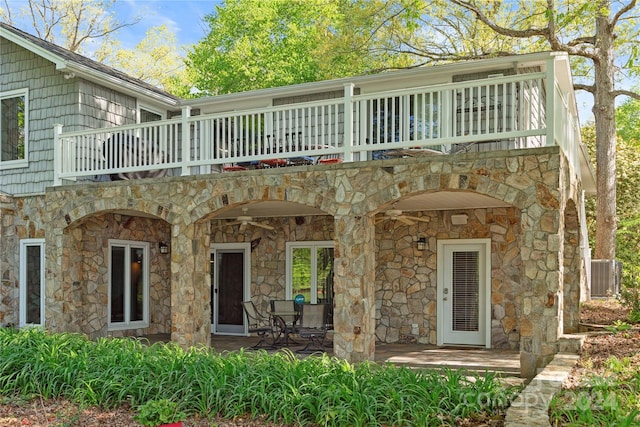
[135,398,186,426]
[0,328,520,426]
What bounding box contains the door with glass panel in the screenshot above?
[437,239,490,347]
[287,242,334,326]
[211,245,249,334]
[108,241,149,330]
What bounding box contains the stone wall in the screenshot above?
[212,215,334,313]
[60,213,171,339]
[35,147,586,368]
[375,207,522,348]
[0,192,17,326]
[0,195,46,326]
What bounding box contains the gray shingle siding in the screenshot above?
[1,37,138,195]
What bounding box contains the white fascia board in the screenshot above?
[1,27,177,108]
[63,62,178,107]
[0,27,67,69]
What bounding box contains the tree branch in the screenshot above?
[611,0,637,27]
[612,89,640,100]
[567,36,596,46]
[573,83,595,94]
[450,0,550,38]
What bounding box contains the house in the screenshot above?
[0,22,595,378]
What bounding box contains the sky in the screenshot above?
[4,0,218,48]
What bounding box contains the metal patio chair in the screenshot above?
[297,303,329,353]
[241,300,279,349]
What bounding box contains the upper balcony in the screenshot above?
[53,53,595,193]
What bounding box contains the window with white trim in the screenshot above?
[108,240,149,330]
[19,239,45,327]
[286,241,334,324]
[1,88,28,168]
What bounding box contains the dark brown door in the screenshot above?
[213,250,245,334]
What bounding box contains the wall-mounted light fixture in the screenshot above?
[159,241,169,254]
[451,214,468,225]
[416,237,426,251]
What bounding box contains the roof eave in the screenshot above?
[64,62,179,106]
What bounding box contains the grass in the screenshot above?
[0,327,519,426]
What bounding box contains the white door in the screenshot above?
[437,239,490,347]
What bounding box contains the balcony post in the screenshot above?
[181,106,192,176]
[343,83,355,162]
[545,58,555,147]
[53,124,63,186]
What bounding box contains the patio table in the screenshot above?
[269,310,299,346]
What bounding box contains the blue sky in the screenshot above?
[4,0,218,48]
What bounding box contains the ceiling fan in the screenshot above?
[376,209,430,226]
[214,208,275,232]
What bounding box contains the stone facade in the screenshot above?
[0,146,586,377]
[375,207,522,349]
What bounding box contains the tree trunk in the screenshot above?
[593,3,617,260]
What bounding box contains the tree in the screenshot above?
[354,0,639,259]
[95,25,185,92]
[0,0,140,56]
[184,0,417,95]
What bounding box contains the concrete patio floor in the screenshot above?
[141,333,521,379]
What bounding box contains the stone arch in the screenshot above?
[46,201,172,339]
[563,198,581,333]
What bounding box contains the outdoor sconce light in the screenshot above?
[416,237,426,251]
[451,214,468,225]
[159,242,169,254]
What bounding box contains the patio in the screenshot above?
[141,333,521,379]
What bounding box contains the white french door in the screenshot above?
[437,239,491,347]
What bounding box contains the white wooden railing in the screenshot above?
[53,72,577,185]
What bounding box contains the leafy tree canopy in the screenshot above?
[183,0,417,96]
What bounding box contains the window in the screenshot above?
[19,239,45,326]
[108,240,149,330]
[1,88,28,167]
[139,106,163,123]
[286,241,334,324]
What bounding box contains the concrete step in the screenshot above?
[557,333,586,354]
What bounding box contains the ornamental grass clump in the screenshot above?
[0,327,519,426]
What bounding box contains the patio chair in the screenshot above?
[270,299,299,346]
[241,300,278,349]
[297,303,328,353]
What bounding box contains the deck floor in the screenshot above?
[141,333,521,379]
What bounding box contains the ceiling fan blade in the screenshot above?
[405,216,430,224]
[250,221,274,230]
[398,216,415,225]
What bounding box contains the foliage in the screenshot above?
[0,0,140,56]
[96,25,185,92]
[549,353,640,425]
[0,328,519,426]
[604,320,632,334]
[135,398,186,426]
[184,0,417,96]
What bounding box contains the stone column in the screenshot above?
[519,204,562,378]
[0,194,16,326]
[46,223,84,334]
[333,214,376,362]
[170,220,211,348]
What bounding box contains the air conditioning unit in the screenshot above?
[590,259,622,298]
